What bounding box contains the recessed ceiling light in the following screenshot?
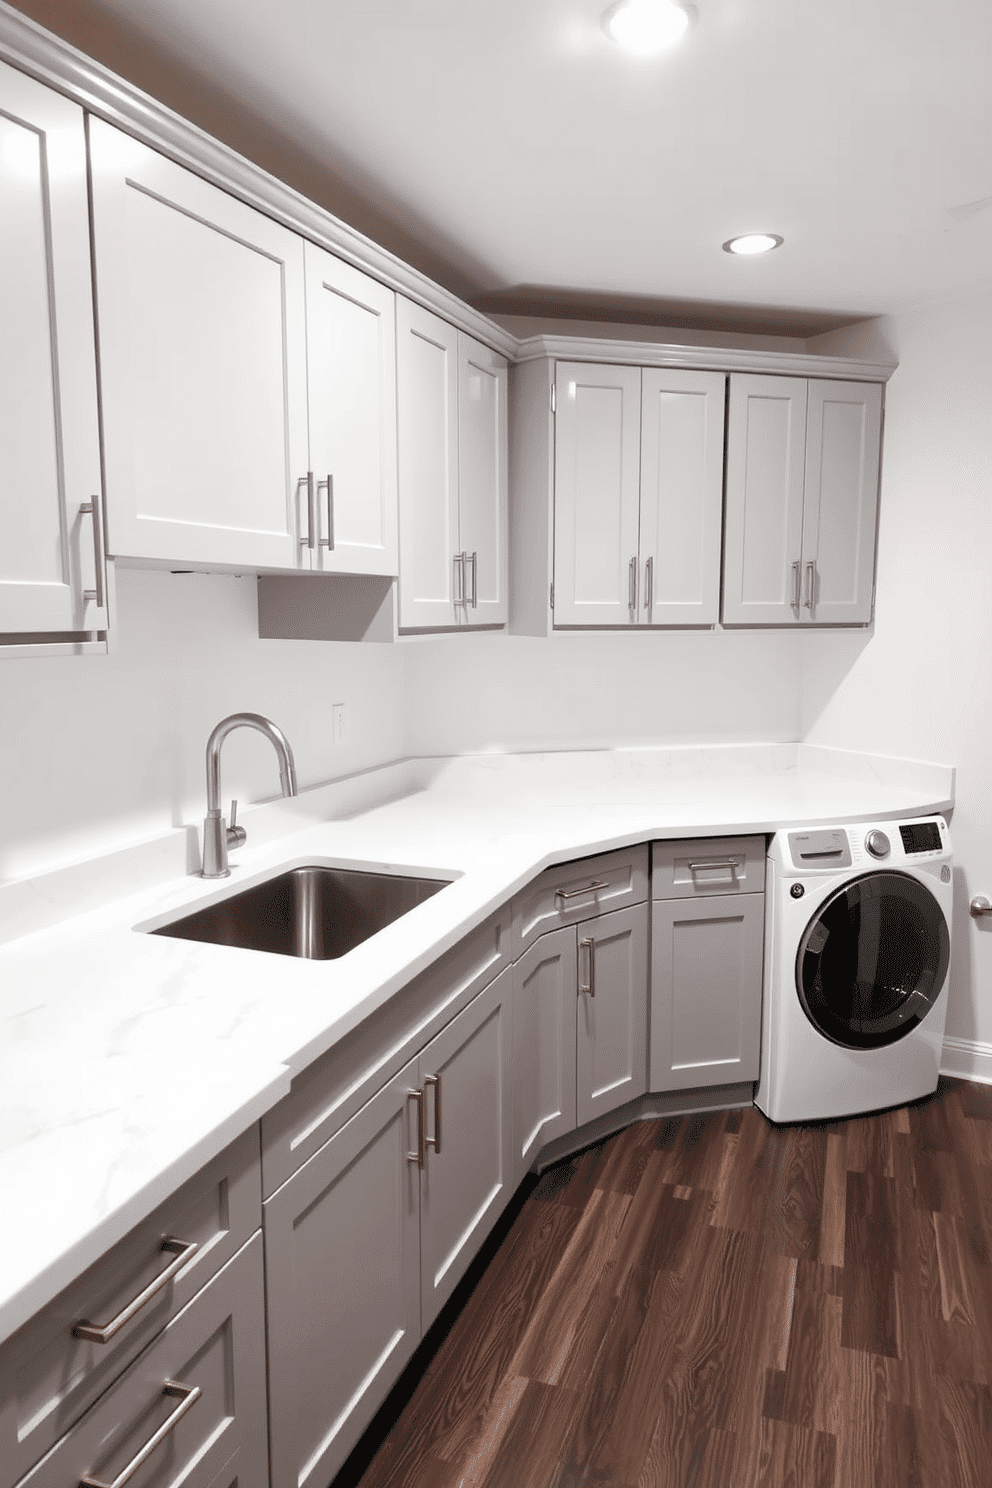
[603,0,692,57]
[723,234,784,256]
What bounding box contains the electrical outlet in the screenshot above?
[332,703,347,743]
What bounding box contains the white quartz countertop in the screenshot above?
[0,743,954,1343]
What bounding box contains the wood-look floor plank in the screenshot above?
[353,1079,992,1488]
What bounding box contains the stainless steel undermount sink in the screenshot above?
[152,865,451,960]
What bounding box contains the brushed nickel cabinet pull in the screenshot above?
[644,555,653,617]
[555,880,611,907]
[297,472,316,548]
[407,1088,425,1168]
[628,555,637,612]
[318,474,334,550]
[453,552,465,606]
[79,498,107,610]
[425,1073,441,1155]
[687,858,742,873]
[72,1237,198,1344]
[79,1380,201,1488]
[804,560,815,610]
[791,559,801,610]
[579,937,595,997]
[469,551,478,609]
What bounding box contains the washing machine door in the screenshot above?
[796,871,950,1050]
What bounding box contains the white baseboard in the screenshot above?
[941,1036,992,1086]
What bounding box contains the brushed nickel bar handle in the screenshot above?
[453,552,465,606]
[79,1381,201,1488]
[73,1237,198,1343]
[687,858,742,873]
[425,1073,441,1156]
[406,1088,425,1168]
[791,559,801,610]
[79,498,106,610]
[469,551,478,609]
[579,937,595,997]
[628,555,637,612]
[555,880,611,906]
[644,555,653,617]
[297,473,316,548]
[318,474,334,550]
[804,560,814,611]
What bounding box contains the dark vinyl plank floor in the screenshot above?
[346,1077,992,1488]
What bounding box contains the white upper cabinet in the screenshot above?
[303,245,398,574]
[639,369,726,626]
[553,363,641,626]
[396,298,507,630]
[722,374,882,625]
[89,119,310,571]
[0,61,106,637]
[552,362,725,627]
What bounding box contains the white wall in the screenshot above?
[802,288,992,1053]
[404,628,803,755]
[0,568,406,880]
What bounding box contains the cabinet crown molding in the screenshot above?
[518,335,897,382]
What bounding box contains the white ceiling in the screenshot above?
[48,0,992,329]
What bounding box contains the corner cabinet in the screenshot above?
[722,374,883,626]
[552,362,725,627]
[396,299,508,630]
[0,60,108,644]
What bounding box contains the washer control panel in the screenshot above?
[899,820,944,856]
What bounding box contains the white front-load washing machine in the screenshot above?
[756,816,952,1124]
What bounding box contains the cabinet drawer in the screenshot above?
[0,1128,261,1488]
[651,836,765,899]
[262,905,510,1196]
[511,845,649,958]
[15,1233,268,1488]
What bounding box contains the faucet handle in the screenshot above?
[226,799,247,851]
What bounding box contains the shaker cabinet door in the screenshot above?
[304,244,398,575]
[801,379,882,624]
[553,362,642,626]
[576,902,648,1126]
[457,332,508,625]
[722,373,808,625]
[638,369,725,626]
[396,298,460,627]
[513,927,577,1181]
[0,62,105,636]
[89,119,309,571]
[264,1062,421,1488]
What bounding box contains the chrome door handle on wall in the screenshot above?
[79,1380,201,1488]
[644,555,653,617]
[298,472,316,549]
[73,1237,198,1343]
[970,896,992,917]
[628,556,637,612]
[407,1088,425,1167]
[579,937,596,997]
[791,560,801,611]
[79,498,107,609]
[425,1073,442,1154]
[317,474,334,550]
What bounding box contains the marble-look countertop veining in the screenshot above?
[0,743,954,1344]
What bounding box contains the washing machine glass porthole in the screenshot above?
[795,871,950,1050]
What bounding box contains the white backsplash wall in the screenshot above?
[0,568,406,882]
[404,627,804,756]
[802,288,992,1062]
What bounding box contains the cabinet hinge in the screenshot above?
[551,383,556,415]
[549,581,555,610]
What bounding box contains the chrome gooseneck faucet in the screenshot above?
[202,713,298,878]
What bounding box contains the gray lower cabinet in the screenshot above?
[264,964,513,1488]
[650,837,765,1091]
[17,1234,268,1488]
[513,900,648,1180]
